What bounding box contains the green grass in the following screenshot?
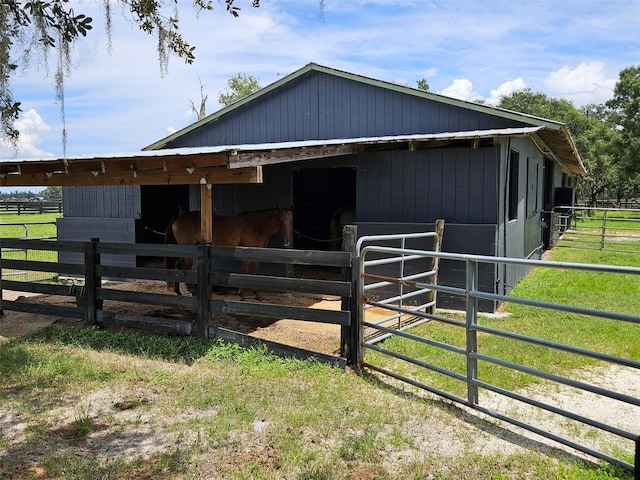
[0,212,60,238]
[1,212,60,281]
[366,246,640,405]
[0,237,637,478]
[1,327,633,479]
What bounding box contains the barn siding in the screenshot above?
[62,185,141,218]
[57,217,139,268]
[165,70,526,149]
[357,147,498,225]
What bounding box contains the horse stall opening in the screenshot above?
[140,185,190,245]
[292,167,356,251]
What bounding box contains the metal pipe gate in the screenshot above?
[356,243,640,475]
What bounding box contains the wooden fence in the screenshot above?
[0,232,358,367]
[0,200,62,214]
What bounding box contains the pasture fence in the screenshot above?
[0,200,62,214]
[550,205,640,254]
[0,221,57,282]
[357,243,640,476]
[0,236,355,367]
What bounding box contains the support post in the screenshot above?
[200,182,213,243]
[195,243,211,338]
[426,219,445,315]
[465,258,479,406]
[340,225,358,366]
[84,238,102,326]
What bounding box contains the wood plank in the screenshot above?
[208,246,351,267]
[0,258,84,276]
[0,299,84,319]
[0,279,79,297]
[97,242,196,258]
[209,272,351,297]
[97,264,197,284]
[0,166,262,187]
[98,311,193,336]
[97,288,197,309]
[0,238,85,253]
[200,183,213,243]
[229,144,358,169]
[212,298,350,325]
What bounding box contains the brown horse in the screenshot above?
[329,204,356,251]
[165,205,294,299]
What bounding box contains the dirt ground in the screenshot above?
[0,280,345,356]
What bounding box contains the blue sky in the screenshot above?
[1,0,639,165]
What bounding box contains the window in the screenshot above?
[508,149,519,221]
[526,157,540,218]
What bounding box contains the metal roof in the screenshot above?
[143,63,584,175]
[0,126,583,188]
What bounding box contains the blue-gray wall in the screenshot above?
[166,70,525,148]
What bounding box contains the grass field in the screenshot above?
[0,213,61,282]
[0,212,60,238]
[0,242,637,478]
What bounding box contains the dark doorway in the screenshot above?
[141,185,190,244]
[292,167,356,251]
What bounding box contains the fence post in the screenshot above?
[465,258,479,406]
[195,243,211,338]
[426,219,445,315]
[84,238,102,326]
[600,209,607,250]
[635,434,639,480]
[340,225,359,367]
[0,235,3,316]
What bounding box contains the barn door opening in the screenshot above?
[140,185,190,244]
[292,167,356,253]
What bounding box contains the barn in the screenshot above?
[56,63,585,310]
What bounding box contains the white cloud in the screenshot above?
[545,62,617,105]
[485,77,528,106]
[439,79,482,102]
[0,109,53,160]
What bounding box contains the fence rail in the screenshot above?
[0,200,62,214]
[358,245,640,475]
[0,237,356,367]
[550,206,640,254]
[0,222,58,282]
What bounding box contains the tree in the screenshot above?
[41,185,62,200]
[416,78,430,91]
[190,78,209,120]
[498,88,620,205]
[218,72,261,107]
[0,0,261,150]
[606,65,640,183]
[577,104,621,206]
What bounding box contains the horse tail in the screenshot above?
[165,214,180,292]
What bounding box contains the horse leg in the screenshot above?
[237,260,249,300]
[166,255,182,295]
[237,260,261,300]
[251,261,262,301]
[171,258,184,295]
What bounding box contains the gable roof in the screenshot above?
[145,63,585,175]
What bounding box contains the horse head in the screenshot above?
[279,205,294,248]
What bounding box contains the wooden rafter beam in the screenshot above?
[0,166,262,187]
[228,144,358,169]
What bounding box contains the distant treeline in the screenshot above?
[0,186,61,201]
